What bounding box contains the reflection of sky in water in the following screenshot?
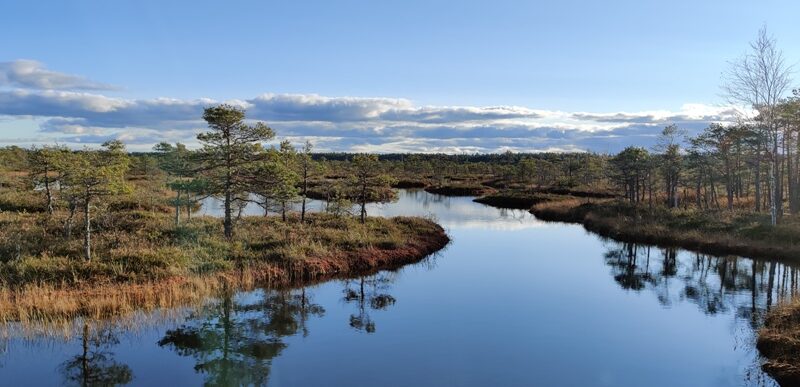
[200,189,548,230]
[367,189,546,230]
[198,195,328,217]
[0,189,794,386]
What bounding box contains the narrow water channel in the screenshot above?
[0,189,791,386]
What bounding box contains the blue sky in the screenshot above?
[1,0,799,153]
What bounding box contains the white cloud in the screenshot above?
[570,104,740,124]
[0,60,118,91]
[0,60,741,153]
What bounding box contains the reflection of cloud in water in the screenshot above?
[366,190,550,230]
[199,189,551,230]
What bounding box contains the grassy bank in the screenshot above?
[473,190,575,209]
[757,301,800,385]
[528,198,800,260]
[475,189,800,384]
[424,183,495,197]
[471,186,800,261]
[0,210,449,323]
[392,179,429,189]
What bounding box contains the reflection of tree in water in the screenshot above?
[0,337,7,369]
[342,274,397,333]
[417,190,452,210]
[604,243,653,291]
[158,288,324,386]
[603,241,800,327]
[59,322,133,386]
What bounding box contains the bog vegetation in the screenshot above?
[1,26,800,382]
[0,104,450,325]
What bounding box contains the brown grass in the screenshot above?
[0,216,448,325]
[473,191,575,209]
[392,179,429,188]
[424,183,495,197]
[529,198,800,261]
[758,301,800,385]
[0,174,450,326]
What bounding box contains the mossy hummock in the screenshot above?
[0,211,449,322]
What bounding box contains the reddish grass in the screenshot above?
[758,301,800,385]
[0,220,449,324]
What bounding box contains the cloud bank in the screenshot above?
[0,60,118,91]
[0,60,738,153]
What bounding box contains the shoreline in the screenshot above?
[471,190,800,262]
[0,216,450,324]
[473,192,568,209]
[471,190,800,385]
[528,199,800,262]
[424,185,495,197]
[757,301,800,386]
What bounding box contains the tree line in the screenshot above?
[1,26,796,261]
[609,27,799,225]
[2,104,395,261]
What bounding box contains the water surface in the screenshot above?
[0,189,792,386]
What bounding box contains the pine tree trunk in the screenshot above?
[224,188,232,239]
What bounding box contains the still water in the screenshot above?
[0,189,793,386]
